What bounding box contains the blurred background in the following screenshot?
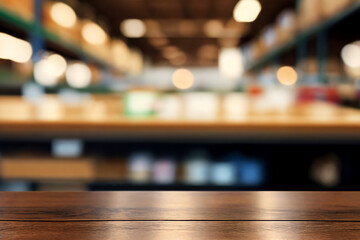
[0,0,359,191]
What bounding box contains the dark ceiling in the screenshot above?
[76,0,295,66]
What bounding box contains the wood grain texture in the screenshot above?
[2,118,360,140]
[0,192,360,221]
[0,221,360,240]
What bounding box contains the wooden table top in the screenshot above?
[0,192,359,239]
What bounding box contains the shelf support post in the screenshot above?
[31,0,44,62]
[316,30,328,84]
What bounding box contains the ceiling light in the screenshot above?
[144,20,163,37]
[47,54,67,78]
[0,33,32,63]
[81,21,108,45]
[33,53,67,87]
[219,48,244,79]
[34,62,57,87]
[341,42,360,69]
[66,62,92,88]
[203,20,224,37]
[169,52,187,66]
[127,50,144,76]
[121,19,146,38]
[50,2,77,28]
[111,40,130,71]
[162,46,179,59]
[197,44,218,60]
[148,37,169,48]
[276,66,298,86]
[179,20,197,36]
[233,0,262,23]
[172,69,194,90]
[218,38,239,47]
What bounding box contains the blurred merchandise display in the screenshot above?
[52,139,83,158]
[152,156,177,185]
[0,0,358,193]
[210,160,237,186]
[310,153,341,188]
[0,148,267,189]
[0,0,144,82]
[183,92,219,120]
[184,151,211,185]
[0,0,34,20]
[124,90,158,118]
[0,156,95,180]
[1,89,360,122]
[128,152,153,184]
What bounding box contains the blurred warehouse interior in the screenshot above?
[0,0,360,191]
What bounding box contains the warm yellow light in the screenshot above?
[162,46,179,59]
[111,40,130,71]
[218,38,239,47]
[47,54,67,77]
[50,2,77,28]
[144,20,162,37]
[127,50,144,76]
[179,20,197,36]
[34,61,57,86]
[121,19,146,38]
[198,44,218,60]
[34,53,67,87]
[233,0,262,23]
[341,42,360,68]
[0,33,32,63]
[169,52,187,66]
[203,20,224,37]
[81,21,108,45]
[148,37,168,48]
[219,48,244,79]
[276,66,298,86]
[172,69,194,90]
[66,62,92,88]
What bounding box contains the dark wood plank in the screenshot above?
[3,118,360,140]
[0,221,360,240]
[1,192,360,221]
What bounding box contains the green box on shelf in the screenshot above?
[124,90,158,118]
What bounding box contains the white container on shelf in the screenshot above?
[210,162,237,186]
[266,87,296,114]
[251,87,295,115]
[223,93,249,119]
[156,94,182,120]
[152,157,177,185]
[52,139,83,158]
[128,152,153,184]
[184,151,210,185]
[183,92,219,121]
[36,96,63,120]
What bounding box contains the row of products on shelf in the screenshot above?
[128,151,264,186]
[0,148,265,187]
[124,84,360,118]
[242,0,357,65]
[1,84,358,121]
[0,148,342,190]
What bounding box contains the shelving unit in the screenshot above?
[245,1,360,71]
[0,95,360,140]
[0,4,118,73]
[0,1,359,191]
